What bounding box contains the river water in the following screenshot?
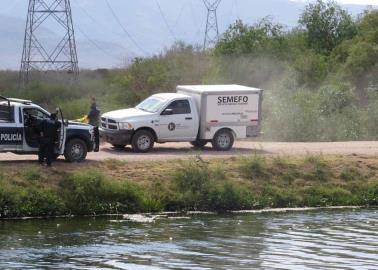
[0,208,377,269]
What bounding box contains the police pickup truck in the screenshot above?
[0,96,99,162]
[100,85,263,153]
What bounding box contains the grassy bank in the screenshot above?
[0,155,377,218]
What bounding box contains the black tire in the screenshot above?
[190,139,208,148]
[131,130,154,153]
[64,138,88,162]
[212,129,234,151]
[112,144,126,149]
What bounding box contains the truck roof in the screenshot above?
[152,93,191,100]
[0,97,33,106]
[177,84,262,94]
[0,101,20,107]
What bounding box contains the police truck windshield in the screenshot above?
[136,97,166,113]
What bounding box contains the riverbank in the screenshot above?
[0,154,377,218]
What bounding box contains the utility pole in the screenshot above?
[203,0,221,49]
[20,0,79,86]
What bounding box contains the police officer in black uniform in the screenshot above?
[88,97,100,151]
[39,113,60,167]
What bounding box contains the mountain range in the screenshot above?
[0,0,375,70]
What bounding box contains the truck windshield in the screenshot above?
[136,97,166,113]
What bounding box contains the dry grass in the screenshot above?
[1,154,377,190]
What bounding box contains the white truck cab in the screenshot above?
[0,96,99,161]
[100,85,263,152]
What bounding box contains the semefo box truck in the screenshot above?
[100,85,263,152]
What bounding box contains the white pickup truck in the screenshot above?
[100,85,263,152]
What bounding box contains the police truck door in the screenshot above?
[57,108,67,155]
[0,100,23,151]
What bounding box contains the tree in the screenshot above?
[214,18,287,57]
[299,0,357,54]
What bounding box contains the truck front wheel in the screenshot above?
[131,130,155,153]
[64,138,88,162]
[212,129,234,151]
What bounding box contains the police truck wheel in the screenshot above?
[131,130,154,153]
[64,138,88,162]
[190,139,208,148]
[212,129,234,151]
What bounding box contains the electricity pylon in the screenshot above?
[20,0,79,86]
[203,0,221,49]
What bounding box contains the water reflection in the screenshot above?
[0,209,377,269]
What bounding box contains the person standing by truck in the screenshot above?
[38,113,60,167]
[87,97,100,151]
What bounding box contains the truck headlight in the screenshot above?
[118,122,133,130]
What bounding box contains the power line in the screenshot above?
[75,25,121,60]
[155,0,177,41]
[72,0,125,39]
[104,0,147,55]
[173,1,187,30]
[189,0,202,41]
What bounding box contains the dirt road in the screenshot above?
[1,141,378,162]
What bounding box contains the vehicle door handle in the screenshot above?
[185,117,192,120]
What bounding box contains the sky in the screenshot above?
[0,0,376,69]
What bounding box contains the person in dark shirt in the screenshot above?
[88,97,100,127]
[88,97,100,151]
[39,113,60,167]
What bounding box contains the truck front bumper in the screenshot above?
[99,128,134,145]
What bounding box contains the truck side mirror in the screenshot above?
[162,108,173,115]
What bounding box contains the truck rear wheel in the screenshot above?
[64,138,88,162]
[212,129,234,151]
[131,130,154,153]
[190,139,208,148]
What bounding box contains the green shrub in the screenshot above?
[174,159,210,194]
[340,167,362,181]
[208,183,254,211]
[260,186,301,208]
[302,186,355,206]
[0,185,65,218]
[272,156,301,183]
[20,167,43,182]
[303,155,332,181]
[355,182,378,206]
[172,159,211,210]
[0,186,18,218]
[239,156,269,180]
[60,171,144,214]
[18,188,66,217]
